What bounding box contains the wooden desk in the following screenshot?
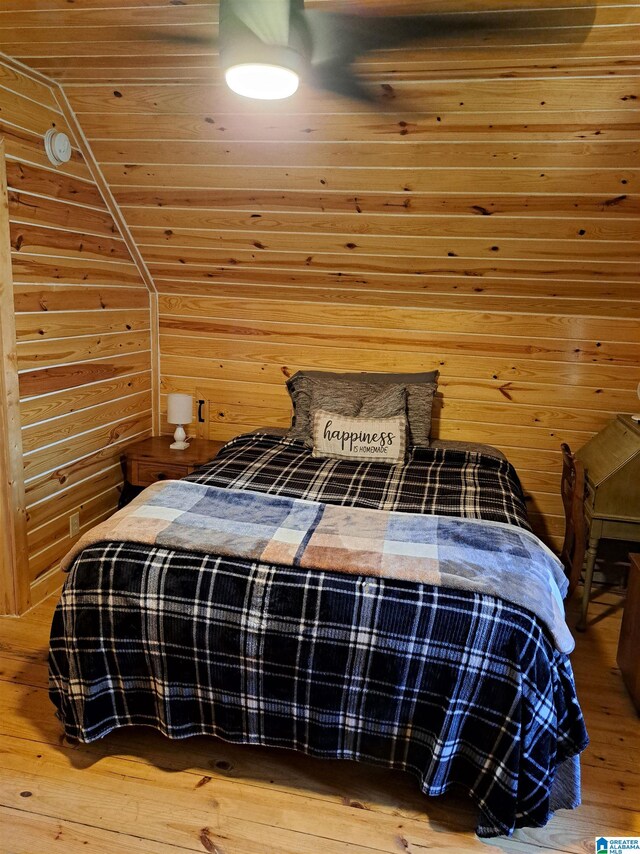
[617,553,640,713]
[576,415,640,630]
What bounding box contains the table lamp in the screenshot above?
[167,393,193,450]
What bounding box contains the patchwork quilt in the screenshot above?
[49,432,587,837]
[61,479,572,653]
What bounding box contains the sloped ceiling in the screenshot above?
[1,0,639,547]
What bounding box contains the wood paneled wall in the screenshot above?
[1,1,639,550]
[0,57,153,608]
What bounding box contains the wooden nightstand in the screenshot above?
[120,437,225,506]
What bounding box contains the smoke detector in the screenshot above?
[44,129,72,166]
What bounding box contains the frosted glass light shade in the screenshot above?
[167,393,193,425]
[225,63,299,100]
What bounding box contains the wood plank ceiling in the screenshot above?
[1,0,639,549]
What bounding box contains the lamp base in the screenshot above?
[170,424,189,450]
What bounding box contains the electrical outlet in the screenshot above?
[69,512,80,537]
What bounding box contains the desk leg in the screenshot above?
[577,534,599,632]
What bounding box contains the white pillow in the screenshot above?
[311,409,407,464]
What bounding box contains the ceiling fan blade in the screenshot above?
[306,2,596,59]
[303,2,595,102]
[307,61,378,102]
[145,31,218,48]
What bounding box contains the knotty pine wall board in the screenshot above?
[0,57,153,608]
[110,187,640,217]
[102,163,638,195]
[10,254,151,287]
[18,351,152,399]
[152,276,639,302]
[73,110,640,142]
[124,208,640,243]
[140,251,640,286]
[10,16,639,61]
[65,78,640,114]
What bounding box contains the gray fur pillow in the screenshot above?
[359,384,407,418]
[309,382,362,418]
[286,371,436,447]
[301,382,406,447]
[404,382,437,447]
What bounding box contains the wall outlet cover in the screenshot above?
[69,512,80,537]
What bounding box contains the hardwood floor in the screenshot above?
[0,586,638,854]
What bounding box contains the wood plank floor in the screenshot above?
[0,586,638,854]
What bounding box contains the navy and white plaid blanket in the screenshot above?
[49,432,587,837]
[186,432,531,526]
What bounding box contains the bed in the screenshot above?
[49,430,588,838]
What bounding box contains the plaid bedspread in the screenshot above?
[185,432,531,529]
[59,479,572,653]
[49,433,587,837]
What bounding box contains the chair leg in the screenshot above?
[576,535,598,632]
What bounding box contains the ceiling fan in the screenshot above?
[166,0,596,102]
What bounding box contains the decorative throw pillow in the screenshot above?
[358,384,407,418]
[302,382,407,447]
[286,374,316,443]
[309,382,362,418]
[286,370,436,447]
[404,382,437,447]
[311,409,407,464]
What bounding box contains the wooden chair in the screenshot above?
[560,443,586,600]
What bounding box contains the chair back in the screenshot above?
[560,443,586,598]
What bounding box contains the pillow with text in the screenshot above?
[311,409,407,464]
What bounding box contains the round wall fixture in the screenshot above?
[44,129,72,166]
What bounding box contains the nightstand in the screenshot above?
[120,436,225,506]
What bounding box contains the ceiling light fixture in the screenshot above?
[225,58,300,100]
[220,0,309,101]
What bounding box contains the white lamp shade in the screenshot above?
[167,393,193,425]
